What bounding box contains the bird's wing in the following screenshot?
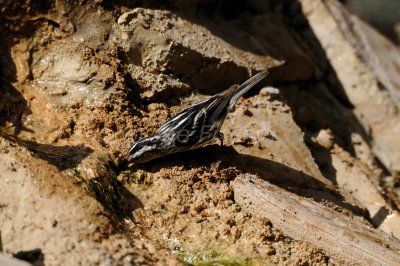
[156,98,210,135]
[155,71,268,146]
[155,95,226,147]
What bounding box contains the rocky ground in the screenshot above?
[1,0,400,265]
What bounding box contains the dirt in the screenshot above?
[1,0,400,265]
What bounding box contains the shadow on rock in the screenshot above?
[0,131,143,219]
[132,144,366,216]
[0,84,30,135]
[0,132,93,170]
[118,185,144,216]
[13,248,45,266]
[0,31,31,135]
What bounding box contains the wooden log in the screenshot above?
[233,175,400,265]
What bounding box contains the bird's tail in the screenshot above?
[228,70,269,110]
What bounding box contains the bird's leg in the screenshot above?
[217,132,224,146]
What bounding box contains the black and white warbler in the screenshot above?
[127,71,269,163]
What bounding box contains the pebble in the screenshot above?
[259,86,280,96]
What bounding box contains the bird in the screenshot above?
[127,71,269,163]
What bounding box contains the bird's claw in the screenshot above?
[217,132,224,146]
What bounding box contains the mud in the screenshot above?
[1,0,400,265]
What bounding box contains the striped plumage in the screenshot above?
[127,71,269,163]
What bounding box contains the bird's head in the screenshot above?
[127,136,166,163]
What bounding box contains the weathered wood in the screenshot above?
[233,175,400,265]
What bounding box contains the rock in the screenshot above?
[30,41,117,108]
[115,7,316,95]
[116,8,251,93]
[313,129,334,149]
[299,0,400,174]
[71,152,121,211]
[259,86,280,96]
[222,94,335,190]
[127,65,191,101]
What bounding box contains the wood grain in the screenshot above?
[233,175,400,265]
